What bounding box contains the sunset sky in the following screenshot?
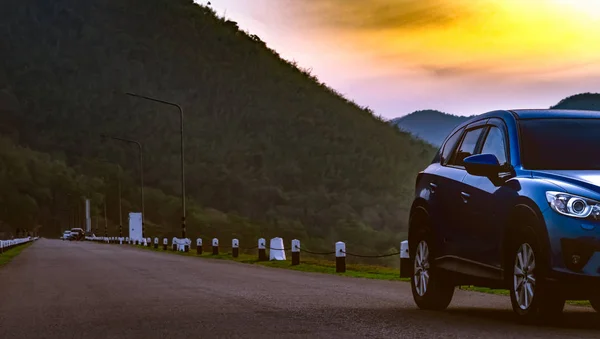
[200,0,600,118]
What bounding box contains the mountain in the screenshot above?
[391,110,471,147]
[0,0,435,252]
[551,93,600,110]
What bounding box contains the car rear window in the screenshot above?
[519,118,600,170]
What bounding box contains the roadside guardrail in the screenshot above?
[85,235,410,274]
[0,237,39,254]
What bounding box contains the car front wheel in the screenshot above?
[509,227,564,322]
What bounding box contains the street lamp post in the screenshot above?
[118,173,123,238]
[101,135,145,238]
[125,92,186,239]
[104,198,108,237]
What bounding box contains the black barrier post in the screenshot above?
[336,241,346,273]
[232,239,239,258]
[258,238,267,261]
[212,238,219,255]
[291,239,300,266]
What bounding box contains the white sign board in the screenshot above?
[129,212,143,242]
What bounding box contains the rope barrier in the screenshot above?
[340,250,401,258]
[266,246,291,251]
[297,247,336,255]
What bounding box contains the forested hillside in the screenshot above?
[0,0,435,251]
[551,92,600,110]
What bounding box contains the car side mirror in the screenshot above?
[463,154,502,177]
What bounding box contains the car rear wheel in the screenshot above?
[509,227,564,322]
[410,219,454,311]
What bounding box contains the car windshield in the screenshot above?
[519,118,600,170]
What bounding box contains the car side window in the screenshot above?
[448,127,484,167]
[480,126,508,166]
[440,128,464,166]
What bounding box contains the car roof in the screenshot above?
[441,108,600,148]
[509,109,600,120]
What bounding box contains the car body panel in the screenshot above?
[408,108,600,296]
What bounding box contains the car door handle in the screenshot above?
[460,191,470,203]
[429,183,437,193]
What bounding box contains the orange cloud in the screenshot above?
[283,0,600,79]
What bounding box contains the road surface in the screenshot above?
[0,239,598,338]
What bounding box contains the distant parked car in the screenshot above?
[403,109,600,322]
[69,228,84,241]
[61,231,71,240]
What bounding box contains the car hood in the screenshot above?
[531,170,600,199]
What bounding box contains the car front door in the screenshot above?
[427,126,467,259]
[461,119,517,270]
[438,121,488,260]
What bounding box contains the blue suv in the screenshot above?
[403,109,600,321]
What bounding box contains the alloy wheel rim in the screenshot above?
[414,240,430,297]
[513,243,536,310]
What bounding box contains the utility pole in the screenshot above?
[101,135,144,238]
[118,174,123,238]
[125,92,186,239]
[104,199,108,237]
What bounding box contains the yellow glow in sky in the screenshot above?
[327,0,600,78]
[205,0,600,116]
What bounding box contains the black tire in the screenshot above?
[508,226,564,323]
[409,210,454,311]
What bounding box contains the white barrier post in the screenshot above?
[196,238,203,255]
[336,241,346,273]
[162,238,168,251]
[292,239,300,265]
[212,238,219,255]
[154,237,159,249]
[232,239,239,258]
[258,238,267,261]
[400,240,410,278]
[146,237,151,247]
[126,237,129,244]
[172,237,177,251]
[269,237,286,261]
[184,238,190,253]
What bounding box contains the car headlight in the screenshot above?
[546,191,600,219]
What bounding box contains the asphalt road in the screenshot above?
[1,239,599,339]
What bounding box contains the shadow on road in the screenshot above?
[442,307,599,331]
[315,305,600,336]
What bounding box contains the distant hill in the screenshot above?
[391,110,471,146]
[551,93,600,110]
